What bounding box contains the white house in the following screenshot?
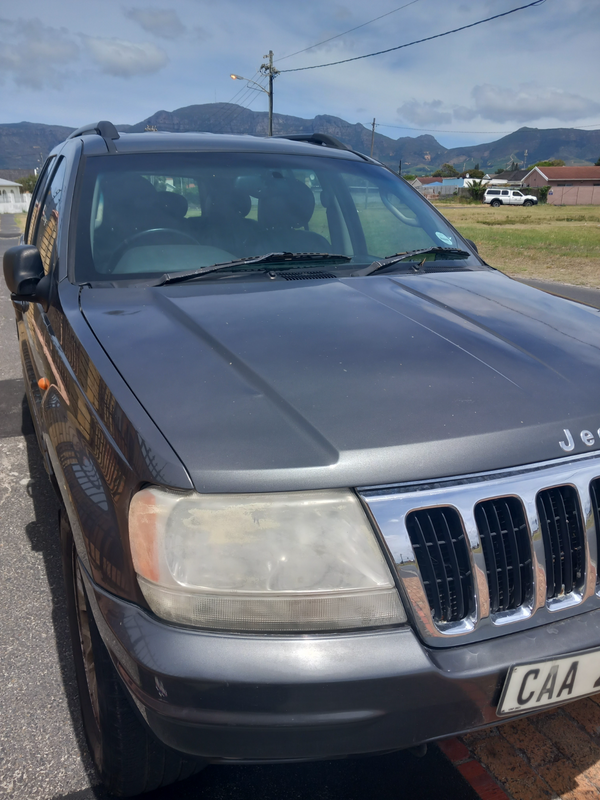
[0,178,30,213]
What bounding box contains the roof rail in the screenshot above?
[68,120,120,152]
[275,132,352,152]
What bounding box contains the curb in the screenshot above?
[438,738,512,800]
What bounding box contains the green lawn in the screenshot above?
[434,203,600,287]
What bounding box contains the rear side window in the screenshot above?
[35,158,67,274]
[501,190,509,196]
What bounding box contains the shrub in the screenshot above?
[468,179,486,202]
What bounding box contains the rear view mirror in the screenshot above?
[3,244,44,300]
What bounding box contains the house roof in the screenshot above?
[526,166,600,181]
[0,178,22,188]
[415,176,443,185]
[490,169,529,182]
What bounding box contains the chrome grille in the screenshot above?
[475,497,532,614]
[360,453,600,646]
[406,507,473,623]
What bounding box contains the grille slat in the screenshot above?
[536,486,584,599]
[406,507,473,624]
[410,514,444,622]
[475,497,532,613]
[504,502,524,607]
[490,503,511,607]
[590,479,600,585]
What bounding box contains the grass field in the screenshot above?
[434,203,600,287]
[13,213,26,232]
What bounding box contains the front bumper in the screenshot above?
[85,570,600,762]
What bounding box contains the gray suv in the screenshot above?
[4,121,600,797]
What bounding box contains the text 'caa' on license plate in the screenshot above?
[498,648,600,716]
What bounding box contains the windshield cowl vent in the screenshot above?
[281,272,337,280]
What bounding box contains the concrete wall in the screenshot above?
[548,185,600,205]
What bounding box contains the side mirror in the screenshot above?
[465,238,479,253]
[4,245,44,297]
[3,245,53,311]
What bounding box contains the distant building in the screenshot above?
[523,166,600,205]
[483,169,530,187]
[0,178,30,213]
[410,176,468,196]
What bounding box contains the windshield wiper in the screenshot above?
[352,247,471,277]
[152,252,352,286]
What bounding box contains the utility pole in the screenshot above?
[523,149,528,169]
[260,51,279,136]
[370,118,376,157]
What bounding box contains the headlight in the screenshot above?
[129,487,406,631]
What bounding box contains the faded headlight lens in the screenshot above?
[129,487,406,631]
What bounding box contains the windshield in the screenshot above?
[73,150,479,282]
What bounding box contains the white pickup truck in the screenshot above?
[484,188,538,207]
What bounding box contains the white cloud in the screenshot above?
[124,8,186,40]
[471,83,600,124]
[0,18,79,89]
[84,37,168,77]
[395,83,600,129]
[396,99,452,127]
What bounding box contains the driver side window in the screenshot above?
[35,158,67,275]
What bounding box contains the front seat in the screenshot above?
[187,177,259,256]
[258,178,330,253]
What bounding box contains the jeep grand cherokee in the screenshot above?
[5,121,600,796]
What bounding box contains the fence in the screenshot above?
[0,192,30,214]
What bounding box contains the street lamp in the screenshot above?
[230,51,278,136]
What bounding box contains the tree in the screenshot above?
[17,174,37,193]
[595,157,600,166]
[402,173,416,181]
[529,159,565,168]
[461,169,484,179]
[494,167,505,174]
[509,161,520,171]
[432,163,459,178]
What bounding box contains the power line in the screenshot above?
[279,0,546,73]
[211,72,268,129]
[277,0,423,63]
[375,122,511,134]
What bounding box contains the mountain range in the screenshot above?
[1,104,599,175]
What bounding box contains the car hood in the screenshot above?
[80,271,600,492]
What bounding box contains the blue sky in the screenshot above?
[1,0,599,148]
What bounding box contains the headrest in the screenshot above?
[258,178,315,230]
[200,177,251,218]
[156,190,188,219]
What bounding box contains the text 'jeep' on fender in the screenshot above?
[5,121,600,796]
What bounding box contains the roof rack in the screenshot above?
[67,121,120,153]
[275,133,352,152]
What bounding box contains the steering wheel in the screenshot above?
[107,228,200,273]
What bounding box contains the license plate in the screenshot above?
[498,648,600,716]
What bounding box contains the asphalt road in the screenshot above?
[0,221,479,800]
